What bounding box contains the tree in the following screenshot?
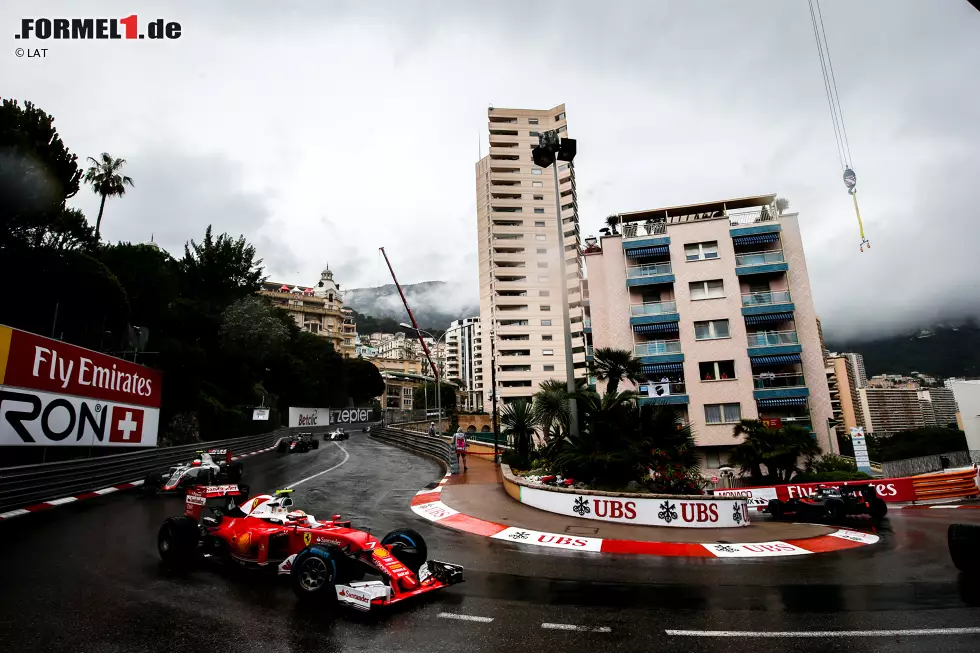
[501,400,536,469]
[413,381,458,413]
[533,379,570,440]
[878,426,968,462]
[729,420,822,484]
[604,215,620,235]
[180,225,264,305]
[775,197,791,215]
[219,297,291,361]
[84,152,133,239]
[0,99,89,251]
[589,347,644,396]
[344,358,385,404]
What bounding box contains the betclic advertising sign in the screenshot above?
[0,325,163,447]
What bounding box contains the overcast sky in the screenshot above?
[4,0,979,340]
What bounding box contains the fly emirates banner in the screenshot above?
[0,325,163,447]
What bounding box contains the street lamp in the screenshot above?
[400,322,470,435]
[531,130,580,438]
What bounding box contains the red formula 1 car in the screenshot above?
[158,487,463,609]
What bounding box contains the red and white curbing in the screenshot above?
[411,473,880,558]
[0,443,280,523]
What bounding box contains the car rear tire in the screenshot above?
[949,523,980,573]
[291,545,344,602]
[868,498,888,519]
[277,440,289,453]
[825,500,845,522]
[381,528,427,574]
[312,440,319,450]
[158,516,200,568]
[767,500,783,519]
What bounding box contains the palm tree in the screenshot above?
[730,419,822,483]
[84,153,134,239]
[500,400,536,469]
[775,197,791,215]
[589,347,644,397]
[604,214,620,235]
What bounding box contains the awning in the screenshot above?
[633,322,679,334]
[625,245,669,258]
[732,233,779,246]
[750,353,802,366]
[642,362,684,374]
[744,312,794,325]
[757,397,808,407]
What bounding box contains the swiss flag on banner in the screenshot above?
[109,407,145,443]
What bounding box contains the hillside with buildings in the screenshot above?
[827,322,980,379]
[344,281,478,332]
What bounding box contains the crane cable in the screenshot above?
[807,0,869,251]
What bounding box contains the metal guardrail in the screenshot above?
[0,428,289,513]
[370,427,454,471]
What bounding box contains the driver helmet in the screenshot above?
[286,510,307,520]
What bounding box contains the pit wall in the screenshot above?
[500,465,750,529]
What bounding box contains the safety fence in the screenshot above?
[911,467,980,502]
[881,450,980,478]
[0,428,288,513]
[369,427,454,471]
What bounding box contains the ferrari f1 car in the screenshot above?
[143,449,244,495]
[325,428,349,441]
[157,487,463,609]
[766,484,887,521]
[277,433,319,453]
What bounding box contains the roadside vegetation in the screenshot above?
[0,98,384,444]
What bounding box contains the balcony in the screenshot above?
[629,300,679,326]
[625,262,675,288]
[633,340,684,365]
[735,250,788,276]
[584,317,591,332]
[728,208,776,226]
[746,329,801,357]
[623,221,667,239]
[638,381,689,406]
[740,290,795,316]
[753,372,810,401]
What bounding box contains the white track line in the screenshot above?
[437,613,494,623]
[542,623,612,633]
[284,443,350,489]
[666,628,980,638]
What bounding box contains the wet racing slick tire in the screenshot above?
[381,528,428,574]
[158,516,201,569]
[825,500,845,522]
[949,523,980,573]
[311,440,319,450]
[143,472,162,495]
[277,439,289,453]
[767,500,783,519]
[868,497,888,519]
[291,545,345,602]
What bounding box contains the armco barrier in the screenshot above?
[0,428,288,513]
[370,427,453,470]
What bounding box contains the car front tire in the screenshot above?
[949,523,980,573]
[291,545,344,602]
[158,516,200,568]
[381,528,428,574]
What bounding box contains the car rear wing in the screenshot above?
[205,449,233,464]
[184,484,248,520]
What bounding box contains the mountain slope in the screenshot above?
[344,281,479,332]
[827,321,980,378]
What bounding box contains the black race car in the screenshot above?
[277,434,318,453]
[766,484,887,522]
[143,449,244,495]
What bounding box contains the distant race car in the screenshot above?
[277,434,318,453]
[766,484,887,521]
[325,428,349,441]
[143,449,244,495]
[158,487,463,609]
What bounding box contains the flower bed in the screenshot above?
[502,465,750,529]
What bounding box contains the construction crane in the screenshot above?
[378,247,438,381]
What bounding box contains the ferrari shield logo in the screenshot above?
[374,547,389,558]
[303,532,312,546]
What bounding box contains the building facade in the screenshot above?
[584,194,834,474]
[858,387,924,435]
[917,388,959,427]
[951,380,980,450]
[258,264,355,357]
[445,317,485,412]
[829,355,863,431]
[843,352,868,389]
[475,103,586,411]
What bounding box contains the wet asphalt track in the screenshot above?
[1,432,979,652]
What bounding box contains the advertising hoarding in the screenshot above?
[0,325,163,447]
[288,407,373,427]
